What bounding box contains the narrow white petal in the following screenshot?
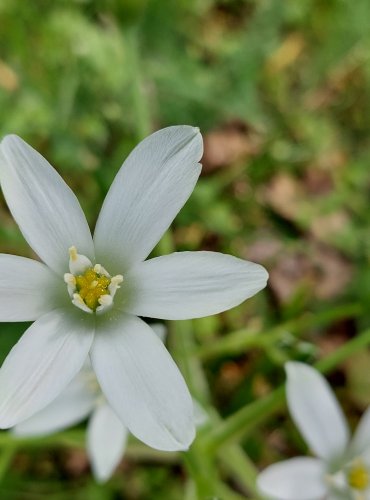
[349,407,370,458]
[125,252,268,319]
[0,135,94,275]
[94,126,203,273]
[90,312,195,451]
[13,374,96,436]
[286,362,350,463]
[0,254,64,321]
[257,457,327,500]
[87,403,128,483]
[151,323,167,343]
[0,308,94,427]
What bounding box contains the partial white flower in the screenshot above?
[257,362,370,500]
[14,362,128,483]
[13,323,208,483]
[0,127,268,452]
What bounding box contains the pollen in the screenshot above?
[347,461,369,491]
[75,268,111,311]
[65,247,123,314]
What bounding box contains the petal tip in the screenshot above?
[285,361,312,380]
[177,125,203,158]
[1,134,22,150]
[257,264,269,285]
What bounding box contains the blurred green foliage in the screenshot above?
[0,0,370,498]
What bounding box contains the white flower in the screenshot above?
[0,126,268,452]
[13,324,208,483]
[257,362,370,500]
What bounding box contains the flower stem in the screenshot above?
[170,319,262,497]
[220,445,262,498]
[197,302,362,361]
[204,326,370,452]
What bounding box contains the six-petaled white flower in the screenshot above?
[258,362,370,500]
[0,126,268,452]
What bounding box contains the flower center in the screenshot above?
[75,268,111,311]
[64,246,123,314]
[347,461,369,491]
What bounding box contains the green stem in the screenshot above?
[170,320,210,403]
[315,328,370,373]
[169,319,218,495]
[170,319,261,497]
[204,326,370,452]
[0,432,178,463]
[197,303,362,361]
[220,445,262,499]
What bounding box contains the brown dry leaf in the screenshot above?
[313,149,348,173]
[0,60,19,92]
[202,121,262,173]
[269,251,315,303]
[317,333,348,360]
[261,173,307,221]
[64,449,89,477]
[310,244,353,300]
[268,242,353,304]
[243,236,284,263]
[310,210,350,244]
[216,359,250,398]
[266,429,289,455]
[316,323,350,359]
[304,167,334,195]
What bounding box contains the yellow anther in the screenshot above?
[348,461,369,491]
[69,246,78,262]
[75,267,111,311]
[66,248,122,313]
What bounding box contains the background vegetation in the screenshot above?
[0,0,369,498]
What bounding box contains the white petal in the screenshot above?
[0,254,63,321]
[349,407,370,458]
[94,126,203,273]
[87,403,128,483]
[286,362,350,463]
[90,312,195,451]
[125,252,268,319]
[0,308,94,427]
[13,374,96,436]
[0,135,94,275]
[257,457,327,500]
[151,323,167,343]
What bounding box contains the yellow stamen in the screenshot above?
[348,461,369,491]
[75,267,111,311]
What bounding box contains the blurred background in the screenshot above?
[0,0,370,498]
